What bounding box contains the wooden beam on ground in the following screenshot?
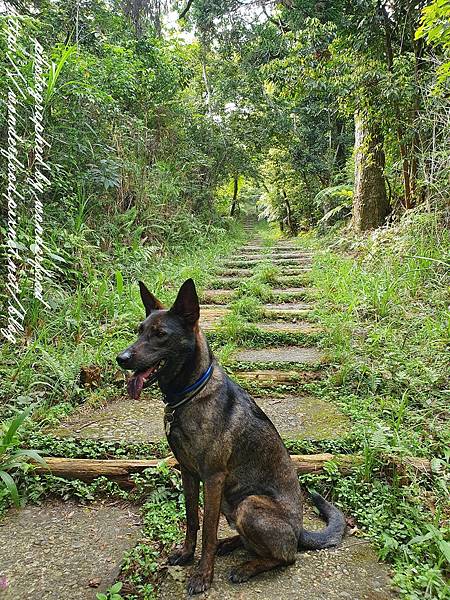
[32,453,432,488]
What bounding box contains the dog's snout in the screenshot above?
[117,349,133,367]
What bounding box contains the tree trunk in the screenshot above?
[230,175,239,216]
[353,112,390,231]
[379,1,417,209]
[282,189,295,234]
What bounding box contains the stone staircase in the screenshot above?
[0,229,397,599]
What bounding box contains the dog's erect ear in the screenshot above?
[170,279,199,325]
[138,281,164,317]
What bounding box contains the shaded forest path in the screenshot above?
[158,225,397,599]
[0,223,397,599]
[53,227,348,445]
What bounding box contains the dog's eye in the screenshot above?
[155,329,166,338]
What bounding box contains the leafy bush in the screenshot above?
[0,408,46,508]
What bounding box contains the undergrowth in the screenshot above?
[295,210,450,599]
[0,221,245,419]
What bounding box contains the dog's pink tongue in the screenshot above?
[127,373,145,400]
[127,367,154,400]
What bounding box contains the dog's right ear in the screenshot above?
[138,281,164,317]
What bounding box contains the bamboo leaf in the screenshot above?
[0,470,21,507]
[14,450,47,466]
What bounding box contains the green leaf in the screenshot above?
[110,582,123,593]
[408,531,434,545]
[14,449,47,466]
[115,271,124,296]
[96,594,107,600]
[438,540,450,564]
[0,470,20,507]
[1,407,32,451]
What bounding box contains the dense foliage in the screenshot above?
[182,0,450,230]
[0,1,449,600]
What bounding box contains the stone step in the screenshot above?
[264,303,313,319]
[201,289,310,305]
[217,268,253,277]
[211,275,310,289]
[255,321,322,335]
[254,395,349,440]
[233,253,312,261]
[235,369,323,389]
[200,304,313,329]
[224,257,312,267]
[233,346,324,365]
[158,508,395,600]
[216,267,310,278]
[271,287,310,300]
[225,258,312,274]
[52,396,165,442]
[52,391,346,444]
[276,267,312,275]
[202,289,234,304]
[0,500,141,600]
[239,245,272,252]
[201,319,321,337]
[200,305,230,328]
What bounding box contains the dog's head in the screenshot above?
[116,278,200,399]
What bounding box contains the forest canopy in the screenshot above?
[1,0,449,253]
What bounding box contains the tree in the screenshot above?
[352,112,389,231]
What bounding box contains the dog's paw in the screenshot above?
[168,547,195,566]
[186,568,213,595]
[229,567,250,583]
[216,536,241,556]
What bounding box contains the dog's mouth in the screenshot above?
[127,360,166,400]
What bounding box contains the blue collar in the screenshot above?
[164,363,214,409]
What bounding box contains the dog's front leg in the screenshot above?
[168,467,200,566]
[187,471,225,595]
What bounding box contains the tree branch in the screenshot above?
[179,0,194,20]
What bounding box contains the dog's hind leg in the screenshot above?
[230,558,288,583]
[229,495,298,583]
[216,535,243,556]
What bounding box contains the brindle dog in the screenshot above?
[117,279,345,595]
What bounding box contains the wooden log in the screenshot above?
[32,453,432,487]
[35,457,178,488]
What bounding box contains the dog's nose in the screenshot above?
[116,349,133,367]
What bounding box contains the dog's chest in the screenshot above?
[166,422,204,476]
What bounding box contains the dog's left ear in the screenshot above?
[170,279,199,326]
[139,281,164,317]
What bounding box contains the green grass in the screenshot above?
[293,210,450,599]
[0,221,246,419]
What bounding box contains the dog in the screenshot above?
[117,279,345,595]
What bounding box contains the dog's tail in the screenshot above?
[298,491,346,550]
